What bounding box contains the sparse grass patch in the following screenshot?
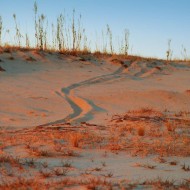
[37,149,52,157]
[91,167,102,172]
[0,114,189,189]
[53,168,69,176]
[41,161,48,168]
[182,163,190,171]
[0,155,21,167]
[61,160,72,168]
[166,121,176,132]
[134,163,156,169]
[24,158,35,167]
[62,149,79,157]
[40,169,52,178]
[110,108,190,157]
[101,161,106,167]
[102,172,113,178]
[68,132,83,148]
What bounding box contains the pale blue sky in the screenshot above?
[0,0,190,59]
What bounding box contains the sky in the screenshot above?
[0,0,190,59]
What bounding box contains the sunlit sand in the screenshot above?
[0,48,190,189]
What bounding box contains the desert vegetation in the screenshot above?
[0,2,189,61]
[0,107,190,189]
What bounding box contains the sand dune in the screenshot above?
[1,51,189,128]
[0,50,190,189]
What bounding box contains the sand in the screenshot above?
[0,49,190,189]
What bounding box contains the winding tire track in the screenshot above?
[37,66,125,127]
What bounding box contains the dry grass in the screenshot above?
[0,108,189,188]
[134,163,156,169]
[110,108,190,157]
[182,163,190,171]
[0,2,188,60]
[165,121,176,132]
[137,126,145,136]
[0,155,22,168]
[53,167,69,176]
[0,176,189,190]
[69,133,82,147]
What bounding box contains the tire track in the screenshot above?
[37,66,125,127]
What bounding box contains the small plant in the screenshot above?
[169,161,177,166]
[82,169,92,175]
[72,9,76,51]
[30,147,52,157]
[144,164,156,169]
[92,167,102,172]
[40,169,52,178]
[25,33,30,48]
[41,161,48,168]
[13,14,22,47]
[103,172,113,178]
[34,1,38,48]
[155,157,167,163]
[0,155,21,167]
[123,29,129,56]
[62,149,78,157]
[61,160,72,167]
[166,121,176,132]
[138,126,145,136]
[181,45,187,61]
[0,16,2,46]
[135,163,156,169]
[166,39,173,61]
[38,150,51,157]
[38,14,46,50]
[106,24,113,54]
[182,163,190,171]
[33,1,47,50]
[25,158,35,167]
[56,14,65,51]
[53,168,69,176]
[69,133,81,147]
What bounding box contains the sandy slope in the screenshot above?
[0,50,190,189]
[1,50,190,128]
[0,51,116,128]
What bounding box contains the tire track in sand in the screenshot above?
[38,66,125,127]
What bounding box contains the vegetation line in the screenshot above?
[0,2,188,60]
